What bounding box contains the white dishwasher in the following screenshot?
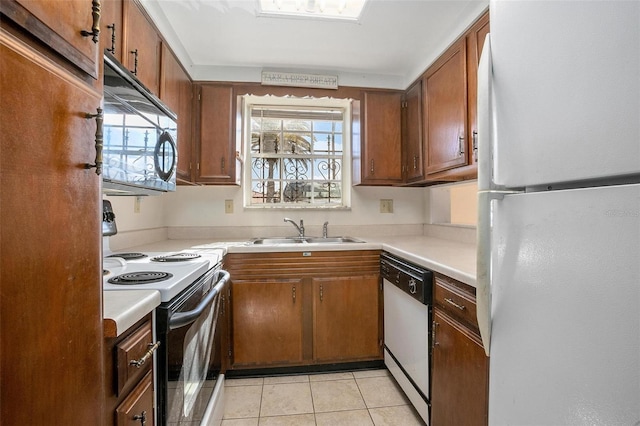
[381,252,433,425]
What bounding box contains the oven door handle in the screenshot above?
[169,270,230,330]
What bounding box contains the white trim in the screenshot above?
[241,95,352,209]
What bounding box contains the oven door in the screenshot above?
[156,267,230,425]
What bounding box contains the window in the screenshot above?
[241,95,353,208]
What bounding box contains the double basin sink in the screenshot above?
[250,236,364,245]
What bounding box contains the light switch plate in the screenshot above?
[225,199,234,214]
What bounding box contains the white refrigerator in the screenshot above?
[476,1,640,424]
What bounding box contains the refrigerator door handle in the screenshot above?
[477,190,518,356]
[476,190,493,356]
[476,33,494,356]
[477,33,494,192]
[476,34,522,356]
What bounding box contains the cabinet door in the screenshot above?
[1,31,103,424]
[361,91,403,185]
[231,279,304,366]
[161,44,193,182]
[424,38,468,174]
[122,0,160,95]
[100,0,123,62]
[402,80,424,182]
[313,275,381,362]
[466,12,490,166]
[196,84,236,183]
[1,0,99,77]
[115,371,154,426]
[431,309,489,426]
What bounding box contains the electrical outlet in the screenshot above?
[224,199,234,214]
[380,199,393,213]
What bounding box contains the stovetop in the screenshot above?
[102,250,219,302]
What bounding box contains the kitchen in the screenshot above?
[1,1,639,426]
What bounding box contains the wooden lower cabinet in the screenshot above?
[105,316,156,426]
[226,250,382,369]
[431,275,489,426]
[115,370,154,426]
[313,275,380,362]
[232,278,304,366]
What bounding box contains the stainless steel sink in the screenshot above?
[304,237,364,244]
[250,237,308,244]
[249,236,364,244]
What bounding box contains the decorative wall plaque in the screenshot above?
[261,71,338,89]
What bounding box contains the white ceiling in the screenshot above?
[141,0,488,89]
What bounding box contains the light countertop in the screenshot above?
[103,290,161,338]
[118,235,476,287]
[103,235,477,335]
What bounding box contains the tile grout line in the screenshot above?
[354,375,378,426]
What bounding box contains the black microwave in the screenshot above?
[102,52,177,195]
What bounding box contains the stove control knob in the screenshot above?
[409,278,417,294]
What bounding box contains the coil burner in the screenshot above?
[108,271,173,285]
[151,253,202,262]
[107,252,148,260]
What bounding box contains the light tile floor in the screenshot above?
[222,369,425,426]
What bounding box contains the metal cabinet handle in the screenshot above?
[370,159,374,174]
[221,156,225,173]
[80,0,101,43]
[319,284,323,302]
[133,410,147,426]
[106,23,116,54]
[292,285,296,302]
[472,130,478,162]
[413,155,418,170]
[432,321,439,349]
[458,135,465,156]
[84,107,103,175]
[130,49,138,75]
[129,341,160,368]
[444,297,466,311]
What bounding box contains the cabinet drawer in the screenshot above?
[434,275,477,329]
[115,370,154,426]
[116,320,154,395]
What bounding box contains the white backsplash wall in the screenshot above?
[106,185,428,245]
[163,185,426,239]
[105,194,165,231]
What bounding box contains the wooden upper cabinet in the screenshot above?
[402,80,424,182]
[466,11,490,166]
[424,38,468,175]
[360,90,403,185]
[196,84,236,184]
[100,0,123,62]
[1,0,100,78]
[160,45,193,182]
[122,0,161,95]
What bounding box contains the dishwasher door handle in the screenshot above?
[169,270,230,330]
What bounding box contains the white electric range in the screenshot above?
[102,249,221,302]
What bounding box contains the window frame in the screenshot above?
[241,94,353,209]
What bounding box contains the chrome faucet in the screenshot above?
[284,218,305,237]
[322,221,329,238]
